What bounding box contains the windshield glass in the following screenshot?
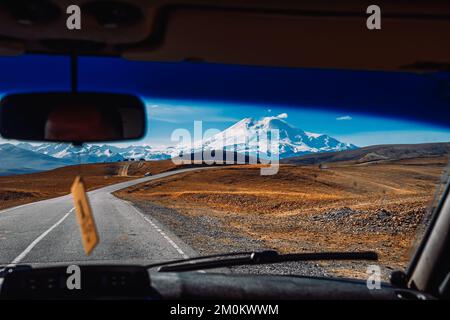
[1,54,449,280]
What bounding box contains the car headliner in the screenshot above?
[0,1,449,72]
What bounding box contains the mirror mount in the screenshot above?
[71,52,78,93]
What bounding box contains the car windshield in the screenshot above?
[1,54,449,280]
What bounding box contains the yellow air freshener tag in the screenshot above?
[71,175,99,255]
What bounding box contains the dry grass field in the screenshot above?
[116,156,449,278]
[0,160,181,210]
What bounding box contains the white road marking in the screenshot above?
[127,202,206,273]
[128,204,189,259]
[0,208,74,272]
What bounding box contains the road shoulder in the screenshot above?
[118,197,328,277]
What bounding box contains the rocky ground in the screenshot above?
[131,200,330,277]
[309,206,432,234]
[115,159,448,280]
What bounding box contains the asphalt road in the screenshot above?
[0,168,207,269]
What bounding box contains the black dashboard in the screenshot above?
[0,265,434,300]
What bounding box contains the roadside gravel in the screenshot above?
[131,200,330,277]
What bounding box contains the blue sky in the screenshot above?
[141,98,450,147]
[1,94,450,148]
[2,93,450,148]
[1,54,450,147]
[0,95,450,147]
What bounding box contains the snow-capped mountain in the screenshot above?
[115,145,174,161]
[16,143,173,162]
[11,114,357,167]
[185,115,357,159]
[17,143,126,163]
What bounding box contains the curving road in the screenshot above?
[0,168,209,269]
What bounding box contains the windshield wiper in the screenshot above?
[146,250,378,272]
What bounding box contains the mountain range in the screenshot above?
[0,144,74,176]
[15,143,174,163]
[0,115,357,175]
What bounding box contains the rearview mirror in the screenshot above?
[0,92,146,144]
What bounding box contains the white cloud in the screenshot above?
[336,115,352,121]
[276,113,288,119]
[146,103,239,123]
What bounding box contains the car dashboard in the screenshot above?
[0,265,433,300]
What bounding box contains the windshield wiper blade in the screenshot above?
[145,251,255,270]
[147,250,378,272]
